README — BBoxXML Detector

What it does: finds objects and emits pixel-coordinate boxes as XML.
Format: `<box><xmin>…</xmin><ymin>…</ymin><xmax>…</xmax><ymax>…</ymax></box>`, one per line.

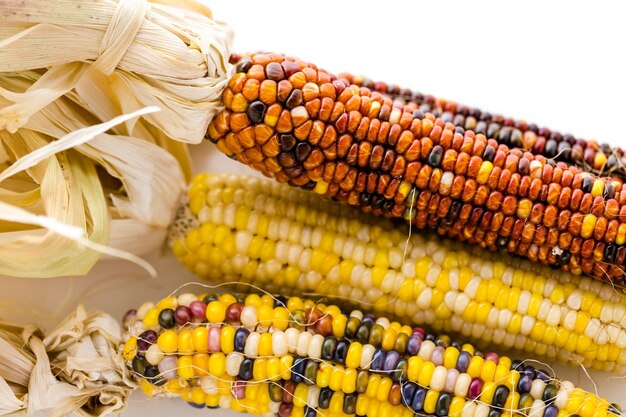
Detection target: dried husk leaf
<box><xmin>0</xmin><ymin>0</ymin><xmax>233</xmax><ymax>277</ymax></box>
<box><xmin>0</xmin><ymin>307</ymin><xmax>135</xmax><ymax>417</ymax></box>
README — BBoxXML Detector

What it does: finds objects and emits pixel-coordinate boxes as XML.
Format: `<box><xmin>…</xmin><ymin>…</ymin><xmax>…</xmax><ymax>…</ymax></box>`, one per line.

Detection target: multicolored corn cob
<box><xmin>171</xmin><ymin>173</ymin><xmax>626</xmax><ymax>372</ymax></box>
<box><xmin>123</xmin><ymin>291</ymin><xmax>624</xmax><ymax>416</ymax></box>
<box><xmin>336</xmin><ymin>72</ymin><xmax>626</xmax><ymax>180</ymax></box>
<box><xmin>206</xmin><ymin>53</ymin><xmax>626</xmax><ymax>283</ymax></box>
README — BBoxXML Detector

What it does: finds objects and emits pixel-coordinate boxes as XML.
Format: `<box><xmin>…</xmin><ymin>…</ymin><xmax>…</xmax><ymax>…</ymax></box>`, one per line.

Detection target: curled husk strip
<box><xmin>0</xmin><ymin>0</ymin><xmax>233</xmax><ymax>277</ymax></box>
<box><xmin>0</xmin><ymin>307</ymin><xmax>134</xmax><ymax>417</ymax></box>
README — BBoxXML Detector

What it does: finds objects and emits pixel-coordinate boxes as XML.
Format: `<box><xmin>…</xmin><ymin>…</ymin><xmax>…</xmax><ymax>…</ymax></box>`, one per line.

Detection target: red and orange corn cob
<box><xmin>206</xmin><ymin>53</ymin><xmax>626</xmax><ymax>283</ymax></box>
<box><xmin>338</xmin><ymin>72</ymin><xmax>626</xmax><ymax>180</ymax></box>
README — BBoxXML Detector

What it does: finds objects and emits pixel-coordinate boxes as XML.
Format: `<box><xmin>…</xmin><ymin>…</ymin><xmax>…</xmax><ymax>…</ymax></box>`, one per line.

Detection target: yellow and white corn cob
<box><xmin>171</xmin><ymin>173</ymin><xmax>626</xmax><ymax>373</ymax></box>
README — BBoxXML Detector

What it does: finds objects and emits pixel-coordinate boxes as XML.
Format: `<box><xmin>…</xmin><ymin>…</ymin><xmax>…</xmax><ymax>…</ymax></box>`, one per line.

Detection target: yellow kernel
<box><xmin>581</xmin><ymin>214</ymin><xmax>598</xmax><ymax>239</ymax></box>
<box><xmin>424</xmin><ymin>389</ymin><xmax>439</xmax><ymax>414</ymax></box>
<box><xmin>415</xmin><ymin>257</ymin><xmax>432</xmax><ymax>280</ymax></box>
<box><xmin>206</xmin><ymin>301</ymin><xmax>226</xmax><ymax>323</ymax></box>
<box><xmin>192</xmin><ymin>353</ymin><xmax>210</xmax><ymax>376</ymax></box>
<box><xmin>185</xmin><ymin>229</ymin><xmax>202</xmax><ymax>252</ymax></box>
<box><xmin>477</xmin><ymin>161</ymin><xmax>494</xmax><ymax>184</ymax></box>
<box><xmin>123</xmin><ymin>337</ymin><xmax>137</xmax><ymax>361</ymax></box>
<box><xmin>221</xmin><ymin>326</ymin><xmax>235</xmax><ymax>353</ymax></box>
<box><xmin>178</xmin><ymin>356</ymin><xmax>195</xmax><ymax>379</ymax></box>
<box><xmin>157</xmin><ymin>330</ymin><xmax>178</xmax><ymax>353</ymax></box>
<box><xmin>142</xmin><ymin>308</ymin><xmax>160</xmax><ymax>328</ymax></box>
<box><xmin>140</xmin><ymin>379</ymin><xmax>159</xmax><ymax>397</ymax></box>
<box><xmin>517</xmin><ymin>199</ymin><xmax>532</xmax><ymax>219</ymax></box>
<box><xmin>314</xmin><ymin>180</ymin><xmax>329</xmax><ymax>195</ymax></box>
<box><xmin>177</xmin><ymin>329</ymin><xmax>194</xmax><ymax>355</ymax></box>
<box><xmin>591</xmin><ymin>180</ymin><xmax>605</xmax><ymax>197</ymax></box>
<box><xmin>208</xmin><ymin>352</ymin><xmax>226</xmax><ymax>377</ymax></box>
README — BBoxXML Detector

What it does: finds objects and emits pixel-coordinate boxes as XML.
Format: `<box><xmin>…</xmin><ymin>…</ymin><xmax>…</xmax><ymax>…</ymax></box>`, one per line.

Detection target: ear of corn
<box><xmin>337</xmin><ymin>72</ymin><xmax>626</xmax><ymax>181</ymax></box>
<box><xmin>171</xmin><ymin>173</ymin><xmax>626</xmax><ymax>373</ymax></box>
<box><xmin>123</xmin><ymin>291</ymin><xmax>624</xmax><ymax>416</ymax></box>
<box><xmin>207</xmin><ymin>53</ymin><xmax>626</xmax><ymax>284</ymax></box>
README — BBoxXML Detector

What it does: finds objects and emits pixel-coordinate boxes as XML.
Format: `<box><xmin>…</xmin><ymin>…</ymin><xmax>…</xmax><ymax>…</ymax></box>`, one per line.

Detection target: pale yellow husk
<box><xmin>0</xmin><ymin>306</ymin><xmax>134</xmax><ymax>417</ymax></box>
<box><xmin>0</xmin><ymin>0</ymin><xmax>234</xmax><ymax>277</ymax></box>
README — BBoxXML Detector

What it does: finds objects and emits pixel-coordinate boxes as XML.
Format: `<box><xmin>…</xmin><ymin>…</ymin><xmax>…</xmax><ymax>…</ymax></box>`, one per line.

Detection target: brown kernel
<box><xmin>265</xmin><ymin>62</ymin><xmax>285</xmax><ymax>81</ymax></box>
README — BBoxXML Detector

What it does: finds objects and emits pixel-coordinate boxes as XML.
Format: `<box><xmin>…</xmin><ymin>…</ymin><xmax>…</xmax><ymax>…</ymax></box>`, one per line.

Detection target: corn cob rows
<box><xmin>335</xmin><ymin>72</ymin><xmax>626</xmax><ymax>180</ymax></box>
<box><xmin>206</xmin><ymin>53</ymin><xmax>626</xmax><ymax>283</ymax></box>
<box><xmin>123</xmin><ymin>292</ymin><xmax>623</xmax><ymax>417</ymax></box>
<box><xmin>172</xmin><ymin>173</ymin><xmax>626</xmax><ymax>372</ymax></box>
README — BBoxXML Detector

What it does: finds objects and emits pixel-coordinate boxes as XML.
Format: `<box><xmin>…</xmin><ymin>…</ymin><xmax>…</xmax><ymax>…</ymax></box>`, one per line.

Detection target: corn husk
<box><xmin>0</xmin><ymin>306</ymin><xmax>134</xmax><ymax>417</ymax></box>
<box><xmin>0</xmin><ymin>0</ymin><xmax>233</xmax><ymax>277</ymax></box>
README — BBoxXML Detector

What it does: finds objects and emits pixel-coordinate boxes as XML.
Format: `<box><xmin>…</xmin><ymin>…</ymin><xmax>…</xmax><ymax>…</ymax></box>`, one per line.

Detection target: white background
<box><xmin>2</xmin><ymin>1</ymin><xmax>626</xmax><ymax>416</ymax></box>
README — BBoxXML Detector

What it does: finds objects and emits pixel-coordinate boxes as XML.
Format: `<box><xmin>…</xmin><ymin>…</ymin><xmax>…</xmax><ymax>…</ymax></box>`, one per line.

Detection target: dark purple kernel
<box><xmin>279</xmin><ymin>134</ymin><xmax>296</xmax><ymax>152</ymax></box>
<box><xmin>247</xmin><ymin>101</ymin><xmax>267</xmax><ymax>124</ymax></box>
<box><xmin>286</xmin><ymin>89</ymin><xmax>303</xmax><ymax>109</ymax></box>
<box><xmin>582</xmin><ymin>176</ymin><xmax>593</xmax><ymax>193</ymax></box>
<box><xmin>383</xmin><ymin>351</ymin><xmax>400</xmax><ymax>371</ymax></box>
<box><xmin>295</xmin><ymin>142</ymin><xmax>312</xmax><ymax>163</ymax></box>
<box><xmin>137</xmin><ymin>330</ymin><xmax>158</xmax><ymax>353</ymax></box>
<box><xmin>236</xmin><ymin>57</ymin><xmax>252</xmax><ymax>73</ymax></box>
<box><xmin>428</xmin><ymin>145</ymin><xmax>443</xmax><ymax>167</ymax></box>
<box><xmin>402</xmin><ymin>382</ymin><xmax>418</xmax><ymax>407</ymax></box>
<box><xmin>370</xmin><ymin>348</ymin><xmax>385</xmax><ymax>371</ymax></box>
<box><xmin>517</xmin><ymin>374</ymin><xmax>532</xmax><ymax>393</ymax></box>
<box><xmin>483</xmin><ymin>145</ymin><xmax>496</xmax><ymax>162</ymax></box>
<box><xmin>456</xmin><ymin>351</ymin><xmax>471</xmax><ymax>373</ymax></box>
<box><xmin>544</xmin><ymin>404</ymin><xmax>558</xmax><ymax>417</ymax></box>
<box><xmin>158</xmin><ymin>308</ymin><xmax>176</xmax><ymax>329</ymax></box>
